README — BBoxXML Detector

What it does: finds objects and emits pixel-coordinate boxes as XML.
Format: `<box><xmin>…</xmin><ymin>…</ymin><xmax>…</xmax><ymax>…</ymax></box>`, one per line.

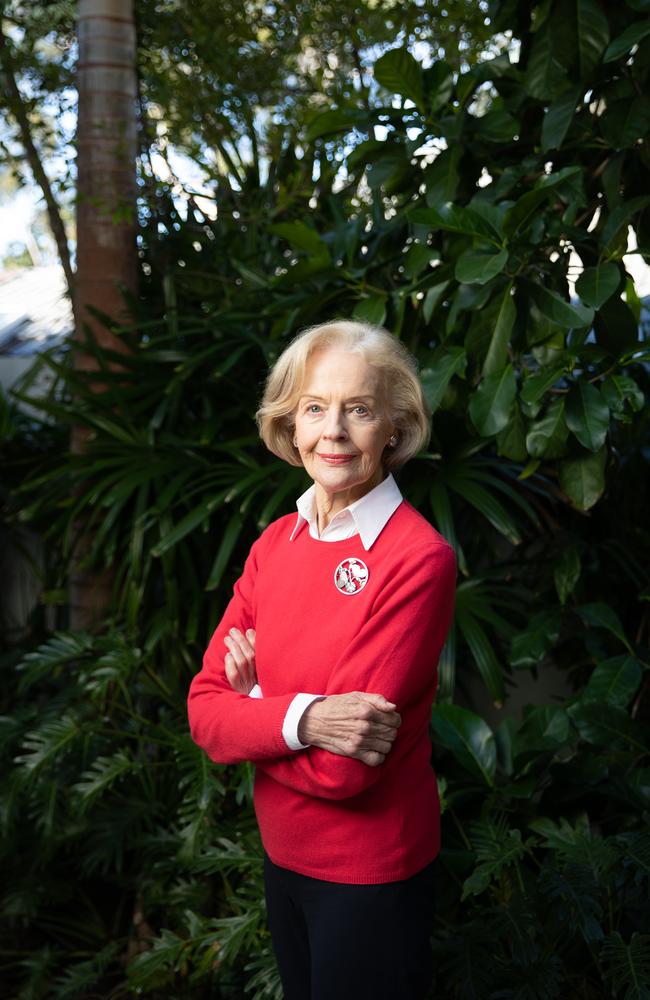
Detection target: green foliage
<box><xmin>602</xmin><ymin>933</ymin><xmax>650</xmax><ymax>1000</ymax></box>
<box><xmin>2</xmin><ymin>0</ymin><xmax>650</xmax><ymax>996</ymax></box>
<box><xmin>0</xmin><ymin>627</ymin><xmax>274</xmax><ymax>997</ymax></box>
<box><xmin>431</xmin><ymin>698</ymin><xmax>650</xmax><ymax>997</ymax></box>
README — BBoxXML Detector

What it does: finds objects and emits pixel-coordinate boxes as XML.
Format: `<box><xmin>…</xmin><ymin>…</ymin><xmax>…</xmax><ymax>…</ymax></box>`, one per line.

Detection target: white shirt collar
<box><xmin>289</xmin><ymin>473</ymin><xmax>403</xmax><ymax>550</ymax></box>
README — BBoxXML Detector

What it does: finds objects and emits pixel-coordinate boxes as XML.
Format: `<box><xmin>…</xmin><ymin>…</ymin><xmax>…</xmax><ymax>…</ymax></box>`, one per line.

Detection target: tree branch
<box><xmin>0</xmin><ymin>23</ymin><xmax>75</xmax><ymax>302</ymax></box>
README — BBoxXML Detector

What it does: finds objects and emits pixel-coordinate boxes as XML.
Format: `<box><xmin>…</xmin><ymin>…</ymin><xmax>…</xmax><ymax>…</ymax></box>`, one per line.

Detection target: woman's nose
<box><xmin>322</xmin><ymin>408</ymin><xmax>347</xmax><ymax>438</ymax></box>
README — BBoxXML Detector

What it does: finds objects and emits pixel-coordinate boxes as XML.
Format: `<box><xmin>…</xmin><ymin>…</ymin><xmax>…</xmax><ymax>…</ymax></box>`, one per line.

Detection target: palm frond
<box><xmin>15</xmin><ymin>715</ymin><xmax>84</xmax><ymax>775</ymax></box>
<box><xmin>51</xmin><ymin>942</ymin><xmax>120</xmax><ymax>1000</ymax></box>
<box><xmin>72</xmin><ymin>750</ymin><xmax>136</xmax><ymax>810</ymax></box>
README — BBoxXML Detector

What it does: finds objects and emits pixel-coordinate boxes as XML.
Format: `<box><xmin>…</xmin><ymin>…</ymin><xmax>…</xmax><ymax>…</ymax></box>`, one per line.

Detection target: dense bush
<box><xmin>1</xmin><ymin>0</ymin><xmax>650</xmax><ymax>996</ymax></box>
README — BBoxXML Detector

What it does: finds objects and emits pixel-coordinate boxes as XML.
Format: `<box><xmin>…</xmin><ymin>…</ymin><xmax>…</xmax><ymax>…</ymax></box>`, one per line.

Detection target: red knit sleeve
<box><xmin>187</xmin><ymin>531</ymin><xmax>299</xmax><ymax>764</ymax></box>
<box><xmin>256</xmin><ymin>542</ymin><xmax>456</xmax><ymax>800</ymax></box>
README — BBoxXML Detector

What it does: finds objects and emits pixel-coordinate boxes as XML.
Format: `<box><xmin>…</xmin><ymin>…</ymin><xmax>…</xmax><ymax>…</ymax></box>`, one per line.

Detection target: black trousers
<box><xmin>263</xmin><ymin>853</ymin><xmax>437</xmax><ymax>1000</ymax></box>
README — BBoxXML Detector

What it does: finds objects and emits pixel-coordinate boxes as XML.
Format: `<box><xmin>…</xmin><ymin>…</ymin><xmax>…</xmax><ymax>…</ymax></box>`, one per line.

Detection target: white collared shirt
<box><xmin>289</xmin><ymin>472</ymin><xmax>403</xmax><ymax>549</ymax></box>
<box><xmin>250</xmin><ymin>474</ymin><xmax>404</xmax><ymax>750</ymax></box>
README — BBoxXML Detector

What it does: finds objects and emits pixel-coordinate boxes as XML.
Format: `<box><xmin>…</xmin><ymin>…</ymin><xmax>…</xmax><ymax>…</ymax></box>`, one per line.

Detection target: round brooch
<box><xmin>334</xmin><ymin>557</ymin><xmax>369</xmax><ymax>595</ymax></box>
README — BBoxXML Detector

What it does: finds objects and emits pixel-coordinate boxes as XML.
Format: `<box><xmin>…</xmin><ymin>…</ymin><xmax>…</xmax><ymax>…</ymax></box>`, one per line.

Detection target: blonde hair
<box><xmin>256</xmin><ymin>320</ymin><xmax>431</xmax><ymax>470</ymax></box>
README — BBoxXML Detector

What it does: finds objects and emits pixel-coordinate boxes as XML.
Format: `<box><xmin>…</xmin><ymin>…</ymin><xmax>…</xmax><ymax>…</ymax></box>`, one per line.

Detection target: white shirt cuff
<box><xmin>249</xmin><ymin>683</ymin><xmax>263</xmax><ymax>699</ymax></box>
<box><xmin>282</xmin><ymin>693</ymin><xmax>325</xmax><ymax>751</ymax></box>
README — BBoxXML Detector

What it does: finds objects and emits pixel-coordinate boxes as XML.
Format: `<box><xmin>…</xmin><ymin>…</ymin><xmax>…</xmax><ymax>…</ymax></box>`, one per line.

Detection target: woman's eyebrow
<box><xmin>298</xmin><ymin>394</ymin><xmax>376</xmax><ymax>402</ymax></box>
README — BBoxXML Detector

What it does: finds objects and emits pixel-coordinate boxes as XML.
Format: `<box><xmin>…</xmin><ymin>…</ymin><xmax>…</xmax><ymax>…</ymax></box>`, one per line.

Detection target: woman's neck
<box><xmin>314</xmin><ymin>472</ymin><xmax>386</xmax><ymax>534</ymax></box>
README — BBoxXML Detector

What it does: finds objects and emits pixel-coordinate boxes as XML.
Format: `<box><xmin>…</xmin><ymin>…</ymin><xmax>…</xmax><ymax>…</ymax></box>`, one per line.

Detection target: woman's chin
<box><xmin>311</xmin><ymin>467</ymin><xmax>377</xmax><ymax>498</ymax></box>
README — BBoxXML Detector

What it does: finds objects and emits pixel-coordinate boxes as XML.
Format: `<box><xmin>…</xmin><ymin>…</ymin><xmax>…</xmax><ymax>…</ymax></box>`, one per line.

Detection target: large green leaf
<box><xmin>352</xmin><ymin>296</ymin><xmax>387</xmax><ymax>326</ymax></box>
<box><xmin>600</xmin><ymin>97</ymin><xmax>650</xmax><ymax>150</ymax></box>
<box><xmin>409</xmin><ymin>203</ymin><xmax>502</xmax><ymax>244</ymax></box>
<box><xmin>481</xmin><ymin>284</ymin><xmax>515</xmax><ymax>376</ymax></box>
<box><xmin>529</xmin><ymin>284</ymin><xmax>594</xmax><ymax>329</ymax></box>
<box><xmin>601</xmin><ymin>932</ymin><xmax>650</xmax><ymax>1000</ymax></box>
<box><xmin>575</xmin><ymin>264</ymin><xmax>619</xmax><ymax>308</ymax></box>
<box><xmin>521</xmin><ymin>365</ymin><xmax>567</xmax><ymax>406</ymax></box>
<box><xmin>565</xmin><ymin>383</ymin><xmax>610</xmax><ymax>451</ymax></box>
<box><xmin>269</xmin><ymin>222</ymin><xmax>329</xmax><ymax>259</ymax></box>
<box><xmin>594</xmin><ymin>296</ymin><xmax>641</xmax><ymax>353</ymax></box>
<box><xmin>517</xmin><ymin>705</ymin><xmax>571</xmax><ymax>752</ymax></box>
<box><xmin>423</xmin><ymin>60</ymin><xmax>454</xmax><ymax>112</ymax></box>
<box><xmin>576</xmin><ymin>602</ymin><xmax>630</xmax><ymax>647</ymax></box>
<box><xmin>374</xmin><ymin>47</ymin><xmax>424</xmax><ymax>109</ymax></box>
<box><xmin>455</xmin><ymin>248</ymin><xmax>508</xmax><ymax>286</ymax></box>
<box><xmin>469</xmin><ymin>364</ymin><xmax>517</xmax><ymax>437</ymax></box>
<box><xmin>474</xmin><ymin>107</ymin><xmax>519</xmax><ymax>143</ymax></box>
<box><xmin>403</xmin><ymin>243</ymin><xmax>438</xmax><ymax>279</ymax></box>
<box><xmin>366</xmin><ymin>146</ymin><xmax>410</xmax><ymax>191</ymax></box>
<box><xmin>559</xmin><ymin>446</ymin><xmax>607</xmax><ymax>509</ymax></box>
<box><xmin>503</xmin><ymin>166</ymin><xmax>581</xmax><ymax>238</ymax></box>
<box><xmin>455</xmin><ymin>283</ymin><xmax>502</xmax><ymax>352</ymax></box>
<box><xmin>469</xmin><ymin>200</ymin><xmax>507</xmax><ymax>238</ymax></box>
<box><xmin>462</xmin><ymin>826</ymin><xmax>526</xmax><ymax>899</ymax></box>
<box><xmin>575</xmin><ymin>0</ymin><xmax>610</xmax><ymax>79</ymax></box>
<box><xmin>423</xmin><ymin>147</ymin><xmax>462</xmax><ymax>205</ymax></box>
<box><xmin>422</xmin><ymin>281</ymin><xmax>450</xmax><ymax>323</ymax></box>
<box><xmin>305</xmin><ymin>107</ymin><xmax>368</xmax><ymax>141</ymax></box>
<box><xmin>603</xmin><ymin>20</ymin><xmax>650</xmax><ymax>62</ymax></box>
<box><xmin>569</xmin><ymin>703</ymin><xmax>647</xmax><ymax>752</ymax></box>
<box><xmin>526</xmin><ymin>27</ymin><xmax>568</xmax><ymax>99</ymax></box>
<box><xmin>420</xmin><ymin>347</ymin><xmax>467</xmax><ymax>414</ymax></box>
<box><xmin>601</xmin><ymin>195</ymin><xmax>650</xmax><ymax>248</ymax></box>
<box><xmin>525</xmin><ymin>399</ymin><xmax>569</xmax><ymax>458</ymax></box>
<box><xmin>449</xmin><ymin>474</ymin><xmax>522</xmax><ymax>545</ymax></box>
<box><xmin>582</xmin><ymin>656</ymin><xmax>642</xmax><ymax>708</ymax></box>
<box><xmin>429</xmin><ymin>704</ymin><xmax>496</xmax><ymax>786</ymax></box>
<box><xmin>456</xmin><ymin>608</ymin><xmax>507</xmax><ymax>704</ymax></box>
<box><xmin>496</xmin><ymin>406</ymin><xmax>527</xmax><ymax>462</ymax></box>
<box><xmin>541</xmin><ymin>86</ymin><xmax>582</xmax><ymax>152</ymax></box>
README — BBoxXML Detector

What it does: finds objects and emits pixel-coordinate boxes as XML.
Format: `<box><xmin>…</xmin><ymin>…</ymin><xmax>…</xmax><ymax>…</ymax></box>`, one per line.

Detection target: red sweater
<box><xmin>187</xmin><ymin>501</ymin><xmax>456</xmax><ymax>884</ymax></box>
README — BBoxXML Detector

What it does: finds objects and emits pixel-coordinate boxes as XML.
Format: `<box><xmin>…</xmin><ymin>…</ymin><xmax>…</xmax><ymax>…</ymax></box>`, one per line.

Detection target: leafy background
<box><xmin>1</xmin><ymin>0</ymin><xmax>650</xmax><ymax>997</ymax></box>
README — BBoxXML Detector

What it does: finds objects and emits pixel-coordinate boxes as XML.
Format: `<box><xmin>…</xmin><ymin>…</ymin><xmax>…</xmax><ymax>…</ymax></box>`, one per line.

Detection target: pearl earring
<box><xmin>389</xmin><ymin>434</ymin><xmax>397</xmax><ymax>447</ymax></box>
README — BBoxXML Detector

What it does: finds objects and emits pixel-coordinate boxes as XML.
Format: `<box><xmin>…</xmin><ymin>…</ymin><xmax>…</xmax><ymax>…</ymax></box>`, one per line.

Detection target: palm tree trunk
<box><xmin>71</xmin><ymin>0</ymin><xmax>138</xmax><ymax>629</ymax></box>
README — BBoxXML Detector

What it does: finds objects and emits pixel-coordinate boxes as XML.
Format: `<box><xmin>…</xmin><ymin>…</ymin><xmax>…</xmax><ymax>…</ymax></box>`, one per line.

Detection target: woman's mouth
<box><xmin>317</xmin><ymin>453</ymin><xmax>357</xmax><ymax>465</ymax></box>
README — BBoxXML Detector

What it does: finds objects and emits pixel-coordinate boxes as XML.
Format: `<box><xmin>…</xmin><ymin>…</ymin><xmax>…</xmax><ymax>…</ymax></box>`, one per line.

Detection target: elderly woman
<box><xmin>187</xmin><ymin>320</ymin><xmax>456</xmax><ymax>1000</ymax></box>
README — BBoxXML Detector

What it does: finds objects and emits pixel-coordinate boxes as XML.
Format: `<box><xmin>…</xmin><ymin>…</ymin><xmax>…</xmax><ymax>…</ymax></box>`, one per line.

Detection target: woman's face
<box><xmin>292</xmin><ymin>347</ymin><xmax>396</xmax><ymax>502</ymax></box>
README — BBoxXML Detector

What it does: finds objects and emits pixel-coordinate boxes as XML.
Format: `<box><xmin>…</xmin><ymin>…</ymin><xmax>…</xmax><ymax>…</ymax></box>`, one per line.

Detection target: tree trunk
<box><xmin>71</xmin><ymin>0</ymin><xmax>138</xmax><ymax>629</ymax></box>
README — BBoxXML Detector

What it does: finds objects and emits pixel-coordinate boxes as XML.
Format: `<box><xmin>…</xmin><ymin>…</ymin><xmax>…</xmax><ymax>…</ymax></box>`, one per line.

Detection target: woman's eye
<box><xmin>307</xmin><ymin>404</ymin><xmax>321</xmax><ymax>413</ymax></box>
<box><xmin>352</xmin><ymin>406</ymin><xmax>368</xmax><ymax>415</ymax></box>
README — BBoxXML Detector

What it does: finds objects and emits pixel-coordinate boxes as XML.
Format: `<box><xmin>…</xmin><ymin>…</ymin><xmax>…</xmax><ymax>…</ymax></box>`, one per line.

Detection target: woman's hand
<box><xmin>224</xmin><ymin>628</ymin><xmax>257</xmax><ymax>694</ymax></box>
<box><xmin>298</xmin><ymin>694</ymin><xmax>401</xmax><ymax>767</ymax></box>
<box><xmin>223</xmin><ymin>632</ymin><xmax>401</xmax><ymax>765</ymax></box>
